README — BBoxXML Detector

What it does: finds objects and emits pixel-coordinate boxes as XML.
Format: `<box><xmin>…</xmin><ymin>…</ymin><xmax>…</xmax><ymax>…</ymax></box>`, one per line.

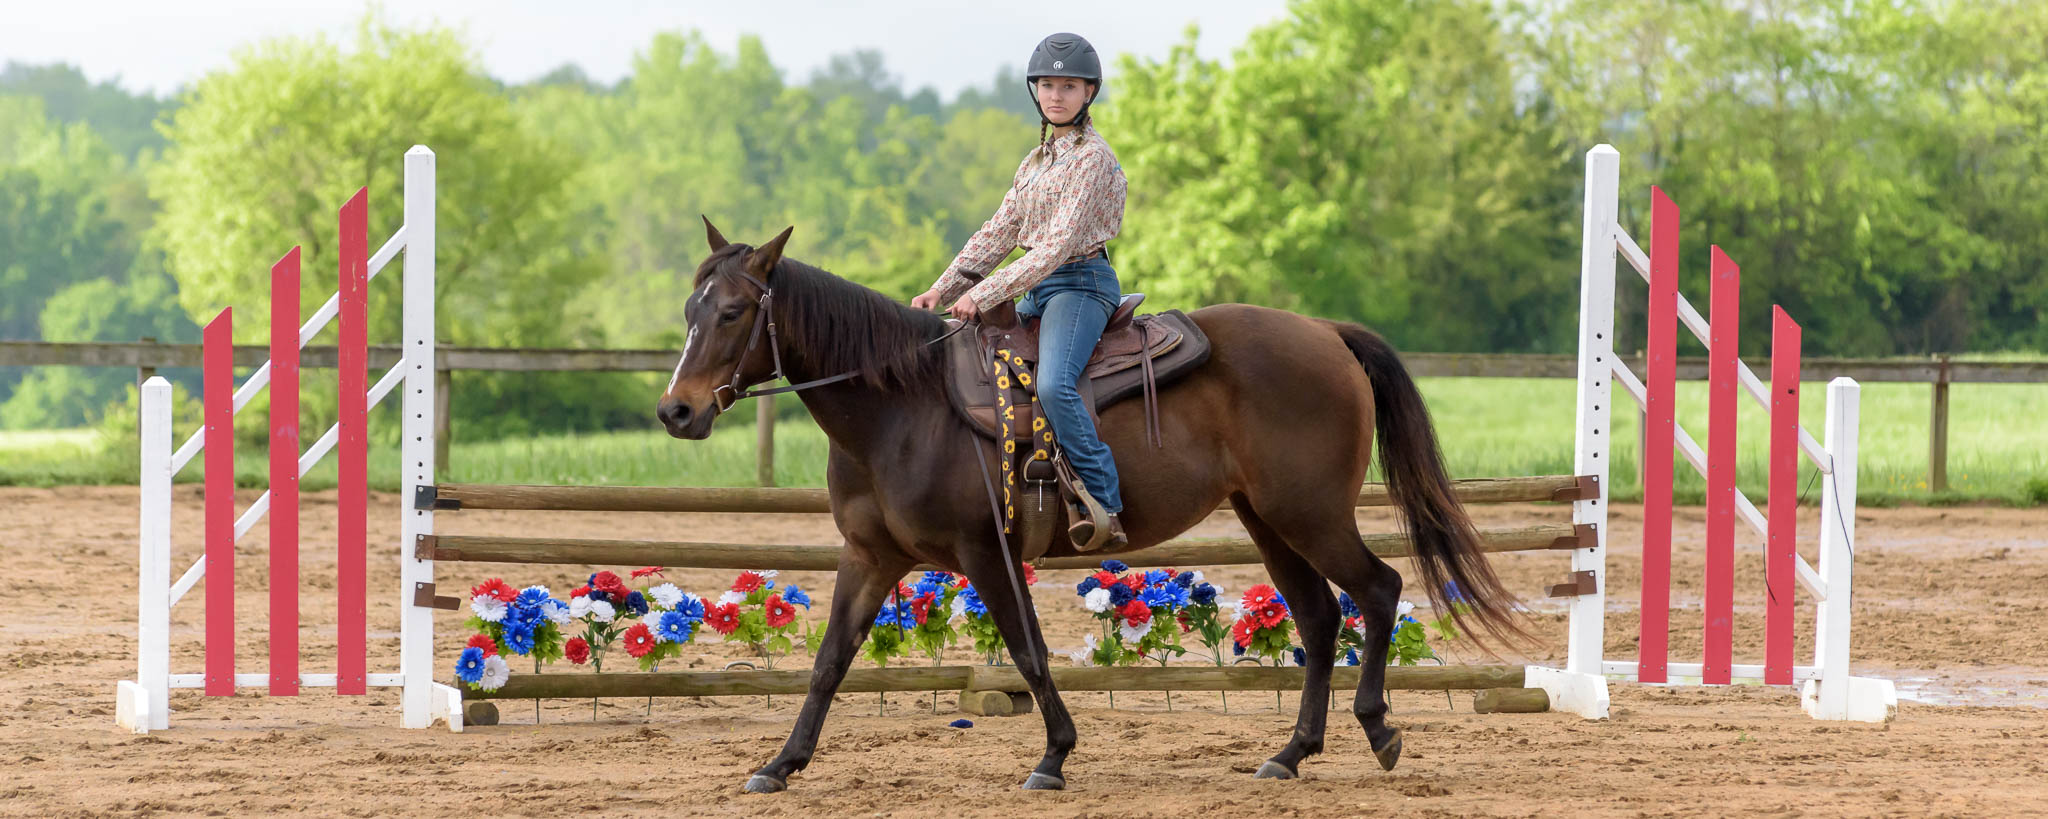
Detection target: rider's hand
<box><xmin>948</xmin><ymin>294</ymin><xmax>981</xmax><ymax>322</ymax></box>
<box><xmin>910</xmin><ymin>289</ymin><xmax>943</xmax><ymax>311</ymax></box>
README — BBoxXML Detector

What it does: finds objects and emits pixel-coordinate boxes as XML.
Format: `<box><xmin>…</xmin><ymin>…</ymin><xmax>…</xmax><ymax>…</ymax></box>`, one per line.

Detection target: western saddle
<box><xmin>945</xmin><ymin>292</ymin><xmax>1211</xmax><ymax>558</ymax></box>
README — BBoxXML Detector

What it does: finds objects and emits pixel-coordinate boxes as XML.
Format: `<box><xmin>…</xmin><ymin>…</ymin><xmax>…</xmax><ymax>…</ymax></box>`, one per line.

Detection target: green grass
<box><xmin>3</xmin><ymin>378</ymin><xmax>2042</xmax><ymax>505</ymax></box>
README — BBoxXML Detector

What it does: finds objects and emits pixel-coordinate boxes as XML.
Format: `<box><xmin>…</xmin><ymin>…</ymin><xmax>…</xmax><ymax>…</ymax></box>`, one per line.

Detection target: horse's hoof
<box><xmin>1254</xmin><ymin>760</ymin><xmax>1297</xmax><ymax>780</ymax></box>
<box><xmin>1021</xmin><ymin>772</ymin><xmax>1066</xmax><ymax>790</ymax></box>
<box><xmin>1373</xmin><ymin>729</ymin><xmax>1404</xmax><ymax>772</ymax></box>
<box><xmin>743</xmin><ymin>774</ymin><xmax>787</xmax><ymax>794</ymax></box>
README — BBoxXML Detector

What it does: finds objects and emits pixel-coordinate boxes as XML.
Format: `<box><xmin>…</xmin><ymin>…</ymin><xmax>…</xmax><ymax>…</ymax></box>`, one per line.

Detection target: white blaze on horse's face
<box><xmin>669</xmin><ymin>277</ymin><xmax>724</xmax><ymax>393</ymax></box>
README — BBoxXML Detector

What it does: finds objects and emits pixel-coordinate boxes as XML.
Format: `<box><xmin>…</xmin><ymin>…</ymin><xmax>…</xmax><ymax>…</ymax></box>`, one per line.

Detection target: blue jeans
<box><xmin>1016</xmin><ymin>257</ymin><xmax>1123</xmax><ymax>514</ymax></box>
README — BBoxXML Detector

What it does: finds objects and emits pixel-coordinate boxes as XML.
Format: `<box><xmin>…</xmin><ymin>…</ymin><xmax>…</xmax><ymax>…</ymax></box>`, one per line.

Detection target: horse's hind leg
<box><xmin>744</xmin><ymin>548</ymin><xmax>910</xmax><ymax>793</ymax></box>
<box><xmin>1231</xmin><ymin>495</ymin><xmax>1341</xmax><ymax>780</ymax></box>
<box><xmin>956</xmin><ymin>542</ymin><xmax>1076</xmax><ymax>790</ymax></box>
<box><xmin>1234</xmin><ymin>497</ymin><xmax>1407</xmax><ymax>773</ymax></box>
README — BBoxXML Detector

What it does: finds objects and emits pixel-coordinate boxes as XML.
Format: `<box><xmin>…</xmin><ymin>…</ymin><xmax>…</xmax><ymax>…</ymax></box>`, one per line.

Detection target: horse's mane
<box><xmin>696</xmin><ymin>244</ymin><xmax>951</xmax><ymax>393</ymax></box>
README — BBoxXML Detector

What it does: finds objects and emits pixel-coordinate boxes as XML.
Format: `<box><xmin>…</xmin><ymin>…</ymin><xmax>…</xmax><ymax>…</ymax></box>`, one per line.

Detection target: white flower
<box><xmin>1082</xmin><ymin>588</ymin><xmax>1113</xmax><ymax>613</ymax></box>
<box><xmin>950</xmin><ymin>595</ymin><xmax>968</xmax><ymax>619</ymax></box>
<box><xmin>1118</xmin><ymin>621</ymin><xmax>1150</xmax><ymax>643</ymax></box>
<box><xmin>1068</xmin><ymin>633</ymin><xmax>1099</xmax><ymax>666</ymax></box>
<box><xmin>1189</xmin><ymin>571</ymin><xmax>1205</xmax><ymax>586</ymax></box>
<box><xmin>648</xmin><ymin>583</ymin><xmax>683</xmax><ymax>608</ymax></box>
<box><xmin>478</xmin><ymin>655</ymin><xmax>510</xmax><ymax>691</ymax></box>
<box><xmin>544</xmin><ymin>599</ymin><xmax>573</xmax><ymax>625</ymax></box>
<box><xmin>588</xmin><ymin>600</ymin><xmax>616</xmax><ymax>624</ymax></box>
<box><xmin>568</xmin><ymin>596</ymin><xmax>591</xmax><ymax>619</ymax></box>
<box><xmin>758</xmin><ymin>570</ymin><xmax>780</xmax><ymax>581</ymax></box>
<box><xmin>718</xmin><ymin>590</ymin><xmax>746</xmax><ymax>606</ymax></box>
<box><xmin>1396</xmin><ymin>601</ymin><xmax>1416</xmax><ymax>618</ymax></box>
<box><xmin>470</xmin><ymin>595</ymin><xmax>506</xmax><ymax>623</ymax></box>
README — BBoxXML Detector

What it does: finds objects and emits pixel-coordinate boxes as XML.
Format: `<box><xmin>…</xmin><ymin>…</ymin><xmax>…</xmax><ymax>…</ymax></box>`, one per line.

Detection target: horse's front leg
<box><xmin>744</xmin><ymin>547</ymin><xmax>909</xmax><ymax>793</ymax></box>
<box><xmin>956</xmin><ymin>543</ymin><xmax>1076</xmax><ymax>790</ymax></box>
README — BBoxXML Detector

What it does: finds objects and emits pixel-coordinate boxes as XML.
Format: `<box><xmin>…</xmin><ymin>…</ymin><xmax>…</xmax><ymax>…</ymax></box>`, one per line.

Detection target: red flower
<box><xmin>1020</xmin><ymin>563</ymin><xmax>1038</xmax><ymax>586</ymax></box>
<box><xmin>570</xmin><ymin>585</ymin><xmax>591</xmax><ymax>599</ymax></box>
<box><xmin>622</xmin><ymin>622</ymin><xmax>656</xmax><ymax>658</ymax></box>
<box><xmin>732</xmin><ymin>571</ymin><xmax>767</xmax><ymax>593</ymax></box>
<box><xmin>1090</xmin><ymin>571</ymin><xmax>1118</xmax><ymax>588</ymax></box>
<box><xmin>764</xmin><ymin>595</ymin><xmax>796</xmax><ymax>628</ymax></box>
<box><xmin>564</xmin><ymin>637</ymin><xmax>590</xmax><ymax>665</ymax></box>
<box><xmin>630</xmin><ymin>566</ymin><xmax>665</xmax><ymax>579</ymax></box>
<box><xmin>1255</xmin><ymin>601</ymin><xmax>1288</xmax><ymax>628</ymax></box>
<box><xmin>908</xmin><ymin>592</ymin><xmax>936</xmax><ymax>625</ymax></box>
<box><xmin>1118</xmin><ymin>599</ymin><xmax>1152</xmax><ymax>627</ymax></box>
<box><xmin>1242</xmin><ymin>584</ymin><xmax>1278</xmax><ymax>607</ymax></box>
<box><xmin>1345</xmin><ymin>615</ymin><xmax>1362</xmax><ymax>630</ymax></box>
<box><xmin>1121</xmin><ymin>575</ymin><xmax>1144</xmax><ymax>592</ymax></box>
<box><xmin>469</xmin><ymin>578</ymin><xmax>516</xmax><ymax>603</ymax></box>
<box><xmin>1232</xmin><ymin>616</ymin><xmax>1258</xmax><ymax>648</ymax></box>
<box><xmin>708</xmin><ymin>602</ymin><xmax>742</xmax><ymax>635</ymax></box>
<box><xmin>591</xmin><ymin>571</ymin><xmax>630</xmax><ymax>601</ymax></box>
<box><xmin>1176</xmin><ymin>611</ymin><xmax>1193</xmax><ymax>632</ymax></box>
<box><xmin>465</xmin><ymin>633</ymin><xmax>498</xmax><ymax>657</ymax></box>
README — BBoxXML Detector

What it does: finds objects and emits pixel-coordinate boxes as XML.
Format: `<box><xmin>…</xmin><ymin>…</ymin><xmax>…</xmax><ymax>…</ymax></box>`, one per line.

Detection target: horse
<box><xmin>656</xmin><ymin>220</ymin><xmax>1523</xmax><ymax>793</ymax></box>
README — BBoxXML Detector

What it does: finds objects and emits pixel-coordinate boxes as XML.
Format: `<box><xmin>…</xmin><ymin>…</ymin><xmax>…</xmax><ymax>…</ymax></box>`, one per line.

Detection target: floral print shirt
<box><xmin>930</xmin><ymin>123</ymin><xmax>1127</xmax><ymax>313</ymax></box>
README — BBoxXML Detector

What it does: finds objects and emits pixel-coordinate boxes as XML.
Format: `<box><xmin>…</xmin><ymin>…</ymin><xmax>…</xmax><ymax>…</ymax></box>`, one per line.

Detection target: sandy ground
<box><xmin>3</xmin><ymin>486</ymin><xmax>2047</xmax><ymax>817</ymax></box>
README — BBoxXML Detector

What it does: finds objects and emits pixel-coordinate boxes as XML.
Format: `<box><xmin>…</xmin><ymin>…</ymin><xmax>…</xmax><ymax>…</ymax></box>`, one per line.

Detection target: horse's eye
<box><xmin>719</xmin><ymin>308</ymin><xmax>745</xmax><ymax>324</ymax></box>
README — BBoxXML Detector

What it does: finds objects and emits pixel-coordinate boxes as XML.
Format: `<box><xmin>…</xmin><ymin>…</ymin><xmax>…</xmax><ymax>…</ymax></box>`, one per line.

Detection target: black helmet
<box><xmin>1026</xmin><ymin>33</ymin><xmax>1102</xmax><ymax>82</ymax></box>
<box><xmin>1025</xmin><ymin>33</ymin><xmax>1101</xmax><ymax>129</ymax></box>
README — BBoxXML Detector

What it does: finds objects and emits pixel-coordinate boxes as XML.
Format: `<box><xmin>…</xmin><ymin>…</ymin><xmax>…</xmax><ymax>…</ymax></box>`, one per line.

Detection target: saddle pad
<box><xmin>947</xmin><ymin>309</ymin><xmax>1211</xmax><ymax>441</ymax></box>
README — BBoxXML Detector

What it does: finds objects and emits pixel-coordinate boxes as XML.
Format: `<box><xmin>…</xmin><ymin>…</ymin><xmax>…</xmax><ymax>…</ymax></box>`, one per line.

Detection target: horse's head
<box><xmin>656</xmin><ymin>217</ymin><xmax>793</xmax><ymax>439</ymax></box>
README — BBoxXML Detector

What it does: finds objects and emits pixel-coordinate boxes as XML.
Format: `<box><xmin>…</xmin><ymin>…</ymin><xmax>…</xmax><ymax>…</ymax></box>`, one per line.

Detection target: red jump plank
<box><xmin>1704</xmin><ymin>247</ymin><xmax>1739</xmax><ymax>685</ymax></box>
<box><xmin>204</xmin><ymin>309</ymin><xmax>234</xmax><ymax>696</ymax></box>
<box><xmin>1640</xmin><ymin>187</ymin><xmax>1679</xmax><ymax>684</ymax></box>
<box><xmin>1766</xmin><ymin>307</ymin><xmax>1802</xmax><ymax>686</ymax></box>
<box><xmin>337</xmin><ymin>189</ymin><xmax>369</xmax><ymax>695</ymax></box>
<box><xmin>270</xmin><ymin>248</ymin><xmax>301</xmax><ymax>696</ymax></box>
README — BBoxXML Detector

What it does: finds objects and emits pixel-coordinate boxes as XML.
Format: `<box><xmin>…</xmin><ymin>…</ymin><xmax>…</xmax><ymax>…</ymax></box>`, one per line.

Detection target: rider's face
<box><xmin>1034</xmin><ymin>77</ymin><xmax>1094</xmax><ymax>121</ymax></box>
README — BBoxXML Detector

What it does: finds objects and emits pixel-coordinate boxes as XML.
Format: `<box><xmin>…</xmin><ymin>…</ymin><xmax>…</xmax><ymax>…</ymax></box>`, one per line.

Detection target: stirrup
<box><xmin>1067</xmin><ymin>488</ymin><xmax>1115</xmax><ymax>552</ymax></box>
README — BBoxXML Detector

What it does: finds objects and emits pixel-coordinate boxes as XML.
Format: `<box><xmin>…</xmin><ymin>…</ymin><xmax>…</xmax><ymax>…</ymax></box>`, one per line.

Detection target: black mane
<box><xmin>697</xmin><ymin>245</ymin><xmax>951</xmax><ymax>393</ymax></box>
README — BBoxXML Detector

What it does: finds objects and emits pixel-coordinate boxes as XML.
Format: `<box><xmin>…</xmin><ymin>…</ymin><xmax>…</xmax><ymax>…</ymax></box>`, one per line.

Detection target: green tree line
<box><xmin>4</xmin><ymin>0</ymin><xmax>2045</xmax><ymax>435</ymax></box>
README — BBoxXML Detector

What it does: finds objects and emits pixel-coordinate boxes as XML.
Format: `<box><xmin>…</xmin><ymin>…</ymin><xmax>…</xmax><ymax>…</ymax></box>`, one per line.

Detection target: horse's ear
<box><xmin>702</xmin><ymin>215</ymin><xmax>729</xmax><ymax>252</ymax></box>
<box><xmin>749</xmin><ymin>225</ymin><xmax>795</xmax><ymax>279</ymax></box>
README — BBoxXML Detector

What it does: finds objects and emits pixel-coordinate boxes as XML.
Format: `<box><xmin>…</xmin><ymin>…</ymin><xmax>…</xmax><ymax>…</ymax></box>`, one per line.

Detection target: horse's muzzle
<box><xmin>656</xmin><ymin>398</ymin><xmax>715</xmax><ymax>440</ymax></box>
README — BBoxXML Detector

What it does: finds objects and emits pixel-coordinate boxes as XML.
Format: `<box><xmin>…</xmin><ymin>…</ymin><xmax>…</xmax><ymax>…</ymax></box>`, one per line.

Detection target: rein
<box><xmin>710</xmin><ymin>268</ymin><xmax>966</xmax><ymax>412</ymax></box>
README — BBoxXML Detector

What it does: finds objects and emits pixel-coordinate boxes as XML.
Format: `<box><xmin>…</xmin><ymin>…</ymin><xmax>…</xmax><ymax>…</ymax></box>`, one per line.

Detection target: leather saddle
<box><xmin>945</xmin><ymin>294</ymin><xmax>1211</xmax><ymax>448</ymax></box>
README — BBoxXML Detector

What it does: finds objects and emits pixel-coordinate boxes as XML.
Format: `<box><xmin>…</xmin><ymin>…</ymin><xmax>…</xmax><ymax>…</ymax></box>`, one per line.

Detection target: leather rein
<box><xmin>710</xmin><ymin>269</ymin><xmax>966</xmax><ymax>413</ymax></box>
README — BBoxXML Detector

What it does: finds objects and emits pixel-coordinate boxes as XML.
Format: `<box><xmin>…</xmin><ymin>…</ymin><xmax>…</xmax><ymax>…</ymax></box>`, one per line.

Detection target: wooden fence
<box><xmin>5</xmin><ymin>340</ymin><xmax>2042</xmax><ymax>492</ymax></box>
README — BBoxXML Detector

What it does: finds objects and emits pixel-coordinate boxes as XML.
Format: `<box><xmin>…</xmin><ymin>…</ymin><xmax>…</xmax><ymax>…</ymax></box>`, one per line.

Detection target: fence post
<box><xmin>435</xmin><ymin>366</ymin><xmax>451</xmax><ymax>475</ymax></box>
<box><xmin>399</xmin><ymin>146</ymin><xmax>439</xmax><ymax>729</ymax></box>
<box><xmin>756</xmin><ymin>393</ymin><xmax>776</xmax><ymax>487</ymax></box>
<box><xmin>1811</xmin><ymin>377</ymin><xmax>1860</xmax><ymax>718</ymax></box>
<box><xmin>1566</xmin><ymin>144</ymin><xmax>1617</xmax><ymax>681</ymax></box>
<box><xmin>134</xmin><ymin>376</ymin><xmax>174</xmax><ymax>730</ymax></box>
<box><xmin>1929</xmin><ymin>355</ymin><xmax>1950</xmax><ymax>493</ymax></box>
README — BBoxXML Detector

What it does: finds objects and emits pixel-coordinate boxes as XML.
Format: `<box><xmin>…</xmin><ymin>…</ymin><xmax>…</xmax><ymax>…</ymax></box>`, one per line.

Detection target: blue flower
<box><xmin>501</xmin><ymin>603</ymin><xmax>540</xmax><ymax>630</ymax></box>
<box><xmin>624</xmin><ymin>591</ymin><xmax>650</xmax><ymax>617</ymax></box>
<box><xmin>587</xmin><ymin>589</ymin><xmax>610</xmax><ymax>604</ymax></box>
<box><xmin>783</xmin><ymin>585</ymin><xmax>812</xmax><ymax>609</ymax></box>
<box><xmin>1143</xmin><ymin>569</ymin><xmax>1171</xmax><ymax>586</ymax></box>
<box><xmin>913</xmin><ymin>580</ymin><xmax>944</xmax><ymax>599</ymax></box>
<box><xmin>1344</xmin><ymin>648</ymin><xmax>1360</xmax><ymax>666</ymax></box>
<box><xmin>921</xmin><ymin>570</ymin><xmax>953</xmax><ymax>587</ymax></box>
<box><xmin>1338</xmin><ymin>592</ymin><xmax>1359</xmax><ymax>618</ymax></box>
<box><xmin>1076</xmin><ymin>577</ymin><xmax>1101</xmax><ymax>595</ymax></box>
<box><xmin>960</xmin><ymin>587</ymin><xmax>989</xmax><ymax>616</ymax></box>
<box><xmin>1232</xmin><ymin>641</ymin><xmax>1245</xmax><ymax>656</ymax></box>
<box><xmin>1107</xmin><ymin>583</ymin><xmax>1135</xmax><ymax>607</ymax></box>
<box><xmin>673</xmin><ymin>594</ymin><xmax>705</xmax><ymax>621</ymax></box>
<box><xmin>1100</xmin><ymin>559</ymin><xmax>1128</xmax><ymax>574</ymax></box>
<box><xmin>1271</xmin><ymin>592</ymin><xmax>1288</xmax><ymax>610</ymax></box>
<box><xmin>1140</xmin><ymin>585</ymin><xmax>1177</xmax><ymax>610</ymax></box>
<box><xmin>1291</xmin><ymin>647</ymin><xmax>1307</xmax><ymax>667</ymax></box>
<box><xmin>1173</xmin><ymin>571</ymin><xmax>1195</xmax><ymax>588</ymax></box>
<box><xmin>654</xmin><ymin>609</ymin><xmax>697</xmax><ymax>643</ymax></box>
<box><xmin>501</xmin><ymin>621</ymin><xmax>536</xmax><ymax>655</ymax></box>
<box><xmin>1190</xmin><ymin>583</ymin><xmax>1218</xmax><ymax>606</ymax></box>
<box><xmin>455</xmin><ymin>647</ymin><xmax>486</xmax><ymax>683</ymax></box>
<box><xmin>873</xmin><ymin>604</ymin><xmax>899</xmax><ymax>627</ymax></box>
<box><xmin>514</xmin><ymin>586</ymin><xmax>552</xmax><ymax>609</ymax></box>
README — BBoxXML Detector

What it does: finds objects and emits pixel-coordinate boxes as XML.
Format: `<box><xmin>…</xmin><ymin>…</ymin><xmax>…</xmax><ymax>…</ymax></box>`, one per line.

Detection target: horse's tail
<box><xmin>1321</xmin><ymin>319</ymin><xmax>1528</xmax><ymax>648</ymax></box>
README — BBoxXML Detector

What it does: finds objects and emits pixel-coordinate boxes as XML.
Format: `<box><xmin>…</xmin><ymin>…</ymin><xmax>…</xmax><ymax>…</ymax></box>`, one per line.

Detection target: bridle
<box><xmin>706</xmin><ymin>267</ymin><xmax>965</xmax><ymax>413</ymax></box>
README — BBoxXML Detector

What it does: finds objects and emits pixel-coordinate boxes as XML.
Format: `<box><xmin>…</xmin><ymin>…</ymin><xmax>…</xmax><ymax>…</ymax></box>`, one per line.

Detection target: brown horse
<box><xmin>657</xmin><ymin>221</ymin><xmax>1521</xmax><ymax>793</ymax></box>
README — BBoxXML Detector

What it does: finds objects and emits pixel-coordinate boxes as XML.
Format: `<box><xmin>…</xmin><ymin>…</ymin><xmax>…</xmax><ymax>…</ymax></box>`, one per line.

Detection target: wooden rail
<box><xmin>422</xmin><ymin>475</ymin><xmax>1596</xmax><ymax>514</ymax></box>
<box><xmin>462</xmin><ymin>663</ymin><xmax>1531</xmax><ymax>700</ymax></box>
<box><xmin>417</xmin><ymin>522</ymin><xmax>1587</xmax><ymax>571</ymax></box>
<box><xmin>9</xmin><ymin>339</ymin><xmax>2038</xmax><ymax>491</ymax></box>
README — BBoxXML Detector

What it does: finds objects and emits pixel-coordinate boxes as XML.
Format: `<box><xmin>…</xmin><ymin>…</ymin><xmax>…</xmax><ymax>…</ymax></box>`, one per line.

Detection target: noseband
<box><xmin>707</xmin><ymin>268</ymin><xmax>964</xmax><ymax>413</ymax></box>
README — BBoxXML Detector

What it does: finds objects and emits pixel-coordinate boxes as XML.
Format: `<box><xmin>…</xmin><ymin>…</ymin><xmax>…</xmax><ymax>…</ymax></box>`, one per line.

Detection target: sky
<box><xmin>2</xmin><ymin>0</ymin><xmax>1293</xmax><ymax>98</ymax></box>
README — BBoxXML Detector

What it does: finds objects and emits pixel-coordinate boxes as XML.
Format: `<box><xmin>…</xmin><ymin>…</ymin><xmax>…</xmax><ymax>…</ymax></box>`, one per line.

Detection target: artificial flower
<box><xmin>564</xmin><ymin>636</ymin><xmax>590</xmax><ymax>665</ymax></box>
<box><xmin>732</xmin><ymin>571</ymin><xmax>767</xmax><ymax>593</ymax></box>
<box><xmin>469</xmin><ymin>578</ymin><xmax>516</xmax><ymax>603</ymax></box>
<box><xmin>1082</xmin><ymin>587</ymin><xmax>1113</xmax><ymax>613</ymax></box>
<box><xmin>648</xmin><ymin>582</ymin><xmax>684</xmax><ymax>608</ymax></box>
<box><xmin>470</xmin><ymin>595</ymin><xmax>507</xmax><ymax>623</ymax></box>
<box><xmin>622</xmin><ymin>622</ymin><xmax>656</xmax><ymax>658</ymax></box>
<box><xmin>764</xmin><ymin>595</ymin><xmax>797</xmax><ymax>628</ymax></box>
<box><xmin>781</xmin><ymin>585</ymin><xmax>811</xmax><ymax>609</ymax></box>
<box><xmin>479</xmin><ymin>655</ymin><xmax>510</xmax><ymax>690</ymax></box>
<box><xmin>654</xmin><ymin>609</ymin><xmax>697</xmax><ymax>644</ymax></box>
<box><xmin>588</xmin><ymin>599</ymin><xmax>616</xmax><ymax>624</ymax></box>
<box><xmin>455</xmin><ymin>646</ymin><xmax>486</xmax><ymax>683</ymax></box>
<box><xmin>630</xmin><ymin>566</ymin><xmax>665</xmax><ymax>579</ymax></box>
<box><xmin>708</xmin><ymin>602</ymin><xmax>742</xmax><ymax>635</ymax></box>
<box><xmin>465</xmin><ymin>633</ymin><xmax>498</xmax><ymax>657</ymax></box>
